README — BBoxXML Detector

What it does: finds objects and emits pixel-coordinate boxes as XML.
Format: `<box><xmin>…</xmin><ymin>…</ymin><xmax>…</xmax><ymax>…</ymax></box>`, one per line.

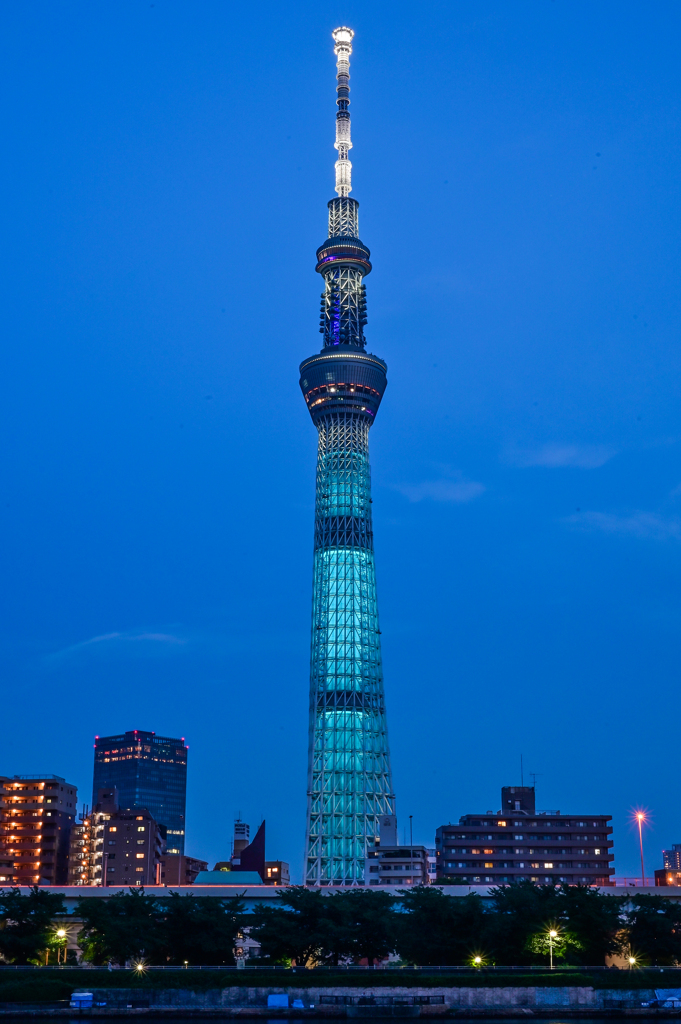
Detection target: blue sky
<box><xmin>2</xmin><ymin>1</ymin><xmax>680</xmax><ymax>882</ymax></box>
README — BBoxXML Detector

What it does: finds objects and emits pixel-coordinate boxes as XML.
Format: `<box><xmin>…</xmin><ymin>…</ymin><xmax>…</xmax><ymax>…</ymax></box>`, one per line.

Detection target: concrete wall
<box><xmin>82</xmin><ymin>986</ymin><xmax>657</xmax><ymax>1010</ymax></box>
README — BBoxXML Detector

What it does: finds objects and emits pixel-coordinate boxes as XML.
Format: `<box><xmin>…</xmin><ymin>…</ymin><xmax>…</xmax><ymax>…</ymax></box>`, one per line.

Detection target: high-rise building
<box><xmin>92</xmin><ymin>730</ymin><xmax>187</xmax><ymax>854</ymax></box>
<box><xmin>435</xmin><ymin>785</ymin><xmax>615</xmax><ymax>886</ymax></box>
<box><xmin>663</xmin><ymin>844</ymin><xmax>681</xmax><ymax>870</ymax></box>
<box><xmin>0</xmin><ymin>775</ymin><xmax>77</xmax><ymax>885</ymax></box>
<box><xmin>300</xmin><ymin>28</ymin><xmax>395</xmax><ymax>887</ymax></box>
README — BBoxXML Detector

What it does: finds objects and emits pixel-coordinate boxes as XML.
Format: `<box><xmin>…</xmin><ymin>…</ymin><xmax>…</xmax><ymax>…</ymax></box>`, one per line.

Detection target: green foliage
<box><xmin>249</xmin><ymin>886</ymin><xmax>330</xmax><ymax>965</ymax></box>
<box><xmin>485</xmin><ymin>882</ymin><xmax>625</xmax><ymax>967</ymax></box>
<box><xmin>556</xmin><ymin>884</ymin><xmax>624</xmax><ymax>965</ymax></box>
<box><xmin>625</xmin><ymin>894</ymin><xmax>681</xmax><ymax>966</ymax></box>
<box><xmin>333</xmin><ymin>889</ymin><xmax>396</xmax><ymax>965</ymax></box>
<box><xmin>249</xmin><ymin>886</ymin><xmax>396</xmax><ymax>966</ymax></box>
<box><xmin>77</xmin><ymin>888</ymin><xmax>159</xmax><ymax>965</ymax></box>
<box><xmin>394</xmin><ymin>886</ymin><xmax>487</xmax><ymax>966</ymax></box>
<box><xmin>149</xmin><ymin>891</ymin><xmax>245</xmax><ymax>966</ymax></box>
<box><xmin>0</xmin><ymin>887</ymin><xmax>66</xmax><ymax>965</ymax></box>
<box><xmin>77</xmin><ymin>888</ymin><xmax>245</xmax><ymax>966</ymax></box>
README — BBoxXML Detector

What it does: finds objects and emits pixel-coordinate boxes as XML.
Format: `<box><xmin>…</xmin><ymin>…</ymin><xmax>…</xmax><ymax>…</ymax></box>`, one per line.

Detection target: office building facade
<box><xmin>0</xmin><ymin>775</ymin><xmax>77</xmax><ymax>885</ymax></box>
<box><xmin>92</xmin><ymin>730</ymin><xmax>187</xmax><ymax>854</ymax></box>
<box><xmin>435</xmin><ymin>786</ymin><xmax>614</xmax><ymax>886</ymax></box>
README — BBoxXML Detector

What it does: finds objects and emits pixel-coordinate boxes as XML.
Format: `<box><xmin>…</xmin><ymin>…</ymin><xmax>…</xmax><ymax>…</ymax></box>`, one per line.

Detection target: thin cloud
<box><xmin>46</xmin><ymin>630</ymin><xmax>186</xmax><ymax>663</ymax></box>
<box><xmin>564</xmin><ymin>511</ymin><xmax>681</xmax><ymax>541</ymax></box>
<box><xmin>394</xmin><ymin>477</ymin><xmax>485</xmax><ymax>504</ymax></box>
<box><xmin>509</xmin><ymin>443</ymin><xmax>616</xmax><ymax>469</ymax></box>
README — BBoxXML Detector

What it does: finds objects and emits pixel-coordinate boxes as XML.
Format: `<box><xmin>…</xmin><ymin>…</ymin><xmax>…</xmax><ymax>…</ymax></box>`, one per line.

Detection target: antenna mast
<box><xmin>332</xmin><ymin>27</ymin><xmax>354</xmax><ymax>197</ymax></box>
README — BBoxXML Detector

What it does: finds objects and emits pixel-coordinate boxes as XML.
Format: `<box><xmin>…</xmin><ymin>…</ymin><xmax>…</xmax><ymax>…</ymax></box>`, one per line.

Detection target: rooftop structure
<box><xmin>300</xmin><ymin>28</ymin><xmax>395</xmax><ymax>886</ymax></box>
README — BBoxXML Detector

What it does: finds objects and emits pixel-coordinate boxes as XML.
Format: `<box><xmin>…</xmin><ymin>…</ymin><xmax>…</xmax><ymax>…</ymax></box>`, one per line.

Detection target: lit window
<box><xmin>544</xmin><ymin>862</ymin><xmax>554</xmax><ymax>869</ymax></box>
<box><xmin>594</xmin><ymin>848</ymin><xmax>601</xmax><ymax>855</ymax></box>
<box><xmin>137</xmin><ymin>827</ymin><xmax>145</xmax><ymax>832</ymax></box>
<box><xmin>136</xmin><ymin>853</ymin><xmax>144</xmax><ymax>859</ymax></box>
<box><xmin>484</xmin><ymin>862</ymin><xmax>493</xmax><ymax>868</ymax></box>
<box><xmin>109</xmin><ymin>827</ymin><xmax>117</xmax><ymax>833</ymax></box>
<box><xmin>135</xmin><ymin>867</ymin><xmax>144</xmax><ymax>872</ymax></box>
<box><xmin>135</xmin><ymin>816</ymin><xmax>144</xmax><ymax>821</ymax></box>
<box><xmin>483</xmin><ymin>848</ymin><xmax>493</xmax><ymax>854</ymax></box>
<box><xmin>497</xmin><ymin>821</ymin><xmax>507</xmax><ymax>826</ymax></box>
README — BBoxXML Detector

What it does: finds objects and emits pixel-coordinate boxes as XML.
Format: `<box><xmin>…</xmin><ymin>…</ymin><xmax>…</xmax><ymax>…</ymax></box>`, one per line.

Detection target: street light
<box><xmin>56</xmin><ymin>928</ymin><xmax>66</xmax><ymax>964</ymax></box>
<box><xmin>628</xmin><ymin>956</ymin><xmax>637</xmax><ymax>970</ymax></box>
<box><xmin>636</xmin><ymin>813</ymin><xmax>647</xmax><ymax>887</ymax></box>
<box><xmin>548</xmin><ymin>929</ymin><xmax>558</xmax><ymax>970</ymax></box>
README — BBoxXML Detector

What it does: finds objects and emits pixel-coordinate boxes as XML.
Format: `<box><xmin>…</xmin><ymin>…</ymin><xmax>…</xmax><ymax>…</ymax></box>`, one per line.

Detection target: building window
<box><xmin>544</xmin><ymin>862</ymin><xmax>554</xmax><ymax>869</ymax></box>
<box><xmin>137</xmin><ymin>827</ymin><xmax>145</xmax><ymax>832</ymax></box>
<box><xmin>136</xmin><ymin>853</ymin><xmax>144</xmax><ymax>859</ymax></box>
<box><xmin>109</xmin><ymin>827</ymin><xmax>117</xmax><ymax>833</ymax></box>
<box><xmin>484</xmin><ymin>862</ymin><xmax>493</xmax><ymax>868</ymax></box>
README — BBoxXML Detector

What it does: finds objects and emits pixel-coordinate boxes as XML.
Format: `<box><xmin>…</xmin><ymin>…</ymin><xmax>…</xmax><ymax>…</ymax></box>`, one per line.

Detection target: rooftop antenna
<box><xmin>331</xmin><ymin>27</ymin><xmax>354</xmax><ymax>197</ymax></box>
<box><xmin>529</xmin><ymin>772</ymin><xmax>542</xmax><ymax>790</ymax></box>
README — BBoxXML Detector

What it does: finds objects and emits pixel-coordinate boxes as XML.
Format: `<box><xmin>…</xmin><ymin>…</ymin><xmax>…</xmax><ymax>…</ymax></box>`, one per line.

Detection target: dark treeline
<box><xmin>249</xmin><ymin>884</ymin><xmax>681</xmax><ymax>967</ymax></box>
<box><xmin>0</xmin><ymin>887</ymin><xmax>245</xmax><ymax>966</ymax></box>
<box><xmin>2</xmin><ymin>883</ymin><xmax>681</xmax><ymax>967</ymax></box>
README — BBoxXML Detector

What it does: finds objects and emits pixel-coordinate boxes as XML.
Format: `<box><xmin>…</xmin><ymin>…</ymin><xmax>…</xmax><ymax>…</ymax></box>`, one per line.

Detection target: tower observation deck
<box><xmin>300</xmin><ymin>27</ymin><xmax>395</xmax><ymax>886</ymax></box>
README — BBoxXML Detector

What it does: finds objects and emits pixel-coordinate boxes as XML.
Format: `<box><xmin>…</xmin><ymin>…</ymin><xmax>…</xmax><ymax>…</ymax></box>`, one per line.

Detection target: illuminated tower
<box><xmin>300</xmin><ymin>27</ymin><xmax>395</xmax><ymax>886</ymax></box>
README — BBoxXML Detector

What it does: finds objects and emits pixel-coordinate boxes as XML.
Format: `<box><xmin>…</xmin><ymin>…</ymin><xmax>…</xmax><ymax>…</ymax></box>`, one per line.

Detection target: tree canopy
<box><xmin>0</xmin><ymin>887</ymin><xmax>66</xmax><ymax>965</ymax></box>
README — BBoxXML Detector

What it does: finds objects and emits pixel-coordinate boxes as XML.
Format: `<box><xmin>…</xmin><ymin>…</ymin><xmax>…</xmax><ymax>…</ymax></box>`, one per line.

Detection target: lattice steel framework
<box><xmin>299</xmin><ymin>28</ymin><xmax>395</xmax><ymax>886</ymax></box>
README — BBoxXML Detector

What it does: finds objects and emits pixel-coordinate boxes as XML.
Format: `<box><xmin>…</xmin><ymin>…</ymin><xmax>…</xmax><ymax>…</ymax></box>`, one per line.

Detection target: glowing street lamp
<box><xmin>636</xmin><ymin>813</ymin><xmax>647</xmax><ymax>887</ymax></box>
<box><xmin>628</xmin><ymin>956</ymin><xmax>637</xmax><ymax>970</ymax></box>
<box><xmin>56</xmin><ymin>928</ymin><xmax>66</xmax><ymax>965</ymax></box>
<box><xmin>548</xmin><ymin>929</ymin><xmax>558</xmax><ymax>970</ymax></box>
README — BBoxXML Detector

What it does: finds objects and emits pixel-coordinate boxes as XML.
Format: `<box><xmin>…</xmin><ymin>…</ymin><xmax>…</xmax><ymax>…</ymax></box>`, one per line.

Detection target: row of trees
<box><xmin>0</xmin><ymin>888</ymin><xmax>245</xmax><ymax>966</ymax></box>
<box><xmin>2</xmin><ymin>883</ymin><xmax>681</xmax><ymax>967</ymax></box>
<box><xmin>249</xmin><ymin>883</ymin><xmax>681</xmax><ymax>967</ymax></box>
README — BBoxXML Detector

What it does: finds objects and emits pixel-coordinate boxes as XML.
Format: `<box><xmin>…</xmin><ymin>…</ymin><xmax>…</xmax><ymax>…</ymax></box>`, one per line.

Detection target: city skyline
<box><xmin>1</xmin><ymin>1</ymin><xmax>680</xmax><ymax>880</ymax></box>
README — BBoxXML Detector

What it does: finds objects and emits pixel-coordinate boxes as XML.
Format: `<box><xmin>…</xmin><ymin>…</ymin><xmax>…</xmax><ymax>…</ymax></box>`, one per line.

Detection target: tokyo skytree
<box><xmin>300</xmin><ymin>27</ymin><xmax>395</xmax><ymax>886</ymax></box>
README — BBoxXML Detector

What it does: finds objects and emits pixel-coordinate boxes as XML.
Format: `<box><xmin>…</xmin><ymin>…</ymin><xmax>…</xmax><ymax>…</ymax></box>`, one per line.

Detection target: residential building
<box><xmin>92</xmin><ymin>730</ymin><xmax>188</xmax><ymax>854</ymax></box>
<box><xmin>0</xmin><ymin>775</ymin><xmax>77</xmax><ymax>885</ymax></box>
<box><xmin>366</xmin><ymin>845</ymin><xmax>430</xmax><ymax>886</ymax></box>
<box><xmin>96</xmin><ymin>793</ymin><xmax>164</xmax><ymax>887</ymax></box>
<box><xmin>68</xmin><ymin>813</ymin><xmax>95</xmax><ymax>885</ymax></box>
<box><xmin>435</xmin><ymin>785</ymin><xmax>614</xmax><ymax>886</ymax></box>
<box><xmin>663</xmin><ymin>845</ymin><xmax>681</xmax><ymax>870</ymax></box>
<box><xmin>160</xmin><ymin>854</ymin><xmax>208</xmax><ymax>886</ymax></box>
<box><xmin>264</xmin><ymin>861</ymin><xmax>290</xmax><ymax>885</ymax></box>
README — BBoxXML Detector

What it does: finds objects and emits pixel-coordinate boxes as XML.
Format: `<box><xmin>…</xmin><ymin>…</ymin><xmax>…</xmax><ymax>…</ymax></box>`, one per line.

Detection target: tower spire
<box><xmin>332</xmin><ymin>27</ymin><xmax>354</xmax><ymax>197</ymax></box>
<box><xmin>299</xmin><ymin>28</ymin><xmax>395</xmax><ymax>887</ymax></box>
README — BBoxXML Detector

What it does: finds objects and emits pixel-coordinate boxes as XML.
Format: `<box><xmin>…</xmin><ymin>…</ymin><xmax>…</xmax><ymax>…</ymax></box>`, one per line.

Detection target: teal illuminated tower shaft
<box><xmin>299</xmin><ymin>27</ymin><xmax>395</xmax><ymax>886</ymax></box>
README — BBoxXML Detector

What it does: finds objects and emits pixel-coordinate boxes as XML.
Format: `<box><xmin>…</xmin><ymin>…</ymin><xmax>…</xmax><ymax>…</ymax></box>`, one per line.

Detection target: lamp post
<box><xmin>548</xmin><ymin>929</ymin><xmax>558</xmax><ymax>970</ymax></box>
<box><xmin>56</xmin><ymin>928</ymin><xmax>66</xmax><ymax>965</ymax></box>
<box><xmin>636</xmin><ymin>813</ymin><xmax>646</xmax><ymax>887</ymax></box>
<box><xmin>628</xmin><ymin>956</ymin><xmax>636</xmax><ymax>971</ymax></box>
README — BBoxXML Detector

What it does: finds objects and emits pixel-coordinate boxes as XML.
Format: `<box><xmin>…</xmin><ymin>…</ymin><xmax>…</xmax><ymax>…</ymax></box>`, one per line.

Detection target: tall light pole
<box><xmin>636</xmin><ymin>813</ymin><xmax>646</xmax><ymax>887</ymax></box>
<box><xmin>548</xmin><ymin>929</ymin><xmax>558</xmax><ymax>970</ymax></box>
